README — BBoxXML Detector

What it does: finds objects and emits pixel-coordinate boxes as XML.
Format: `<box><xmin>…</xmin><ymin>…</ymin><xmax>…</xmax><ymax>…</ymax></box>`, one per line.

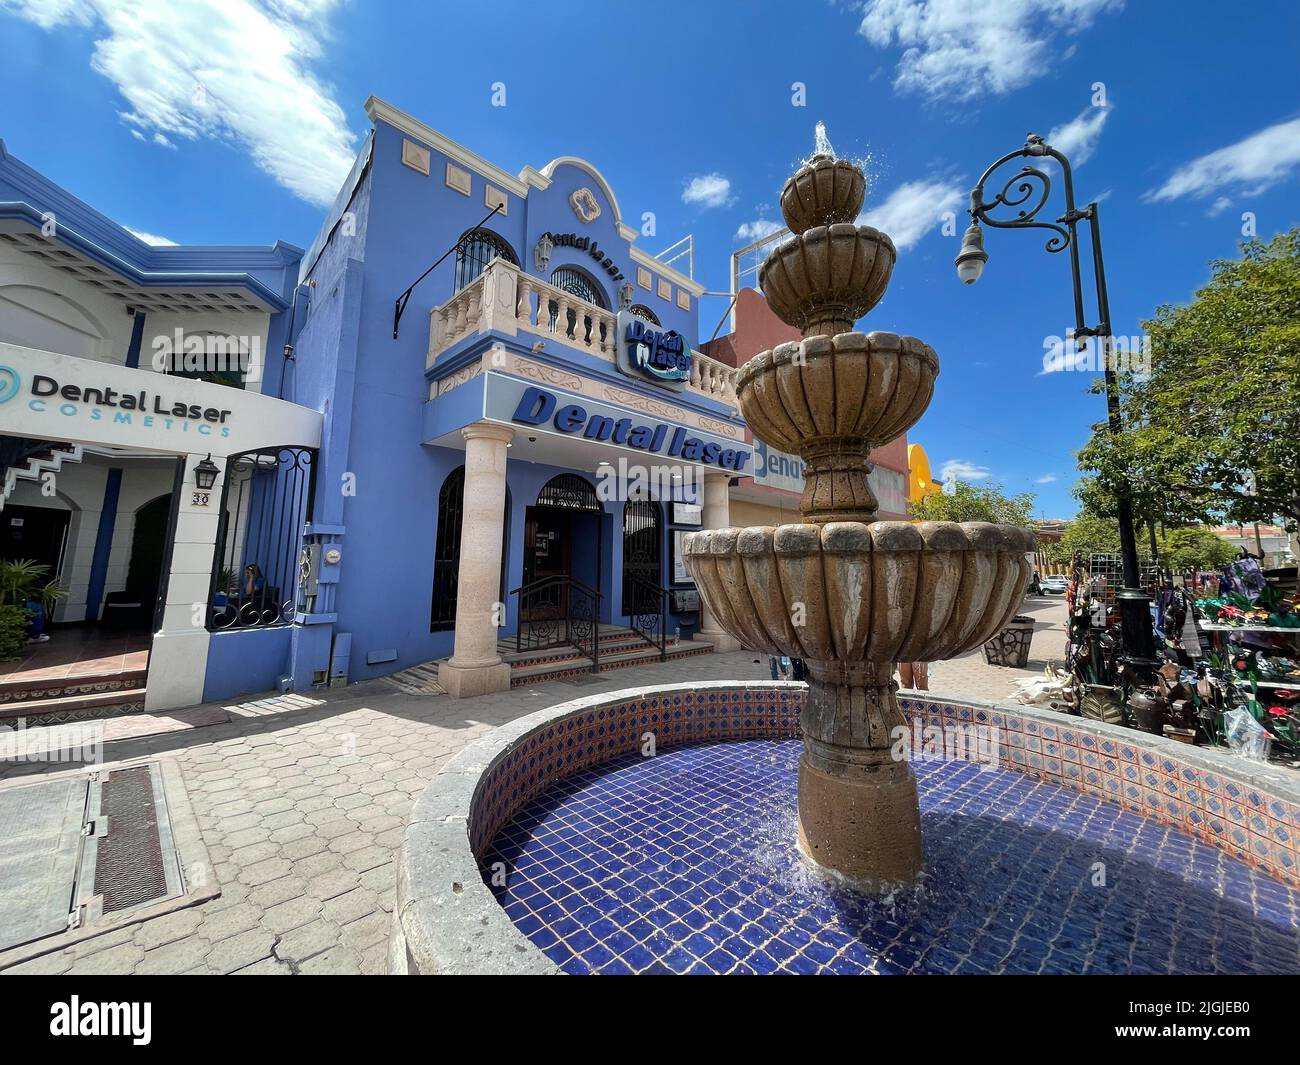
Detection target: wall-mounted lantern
<box><xmin>194</xmin><ymin>454</ymin><xmax>220</xmax><ymax>491</ymax></box>
<box><xmin>534</xmin><ymin>232</ymin><xmax>554</xmax><ymax>273</ymax></box>
<box><xmin>618</xmin><ymin>281</ymin><xmax>634</xmax><ymax>310</ymax></box>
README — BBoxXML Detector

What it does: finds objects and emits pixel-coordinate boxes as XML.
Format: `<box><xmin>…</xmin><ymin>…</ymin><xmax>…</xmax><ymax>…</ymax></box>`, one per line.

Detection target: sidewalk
<box><xmin>0</xmin><ymin>597</ymin><xmax>1066</xmax><ymax>975</ymax></box>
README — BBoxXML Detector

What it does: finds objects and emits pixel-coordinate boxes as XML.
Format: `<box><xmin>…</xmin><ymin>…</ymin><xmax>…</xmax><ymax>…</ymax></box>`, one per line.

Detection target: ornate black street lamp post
<box><xmin>955</xmin><ymin>133</ymin><xmax>1157</xmax><ymax>663</ymax></box>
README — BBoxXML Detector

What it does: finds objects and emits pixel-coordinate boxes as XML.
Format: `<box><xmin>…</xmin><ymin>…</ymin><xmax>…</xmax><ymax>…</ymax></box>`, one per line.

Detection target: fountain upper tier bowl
<box><xmin>760</xmin><ymin>224</ymin><xmax>896</xmax><ymax>337</ymax></box>
<box><xmin>736</xmin><ymin>330</ymin><xmax>938</xmax><ymax>452</ymax></box>
<box><xmin>779</xmin><ymin>154</ymin><xmax>867</xmax><ymax>232</ymax></box>
<box><xmin>684</xmin><ymin>521</ymin><xmax>1036</xmax><ymax>665</ymax></box>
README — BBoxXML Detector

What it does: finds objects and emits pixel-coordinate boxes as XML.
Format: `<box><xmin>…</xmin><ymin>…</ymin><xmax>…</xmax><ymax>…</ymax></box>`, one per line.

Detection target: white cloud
<box><xmin>940</xmin><ymin>459</ymin><xmax>991</xmax><ymax>482</ymax></box>
<box><xmin>1144</xmin><ymin>117</ymin><xmax>1300</xmax><ymax>203</ymax></box>
<box><xmin>1034</xmin><ymin>474</ymin><xmax>1057</xmax><ymax>484</ymax></box>
<box><xmin>682</xmin><ymin>173</ymin><xmax>734</xmax><ymax>209</ymax></box>
<box><xmin>858</xmin><ymin>178</ymin><xmax>963</xmax><ymax>250</ymax></box>
<box><xmin>127</xmin><ymin>227</ymin><xmax>177</xmax><ymax>246</ymax></box>
<box><xmin>1047</xmin><ymin>105</ymin><xmax>1111</xmax><ymax>165</ymax></box>
<box><xmin>857</xmin><ymin>0</ymin><xmax>1124</xmax><ymax>102</ymax></box>
<box><xmin>2</xmin><ymin>0</ymin><xmax>357</xmax><ymax>206</ymax></box>
<box><xmin>734</xmin><ymin>218</ymin><xmax>785</xmax><ymax>243</ymax></box>
<box><xmin>1207</xmin><ymin>195</ymin><xmax>1232</xmax><ymax>217</ymax></box>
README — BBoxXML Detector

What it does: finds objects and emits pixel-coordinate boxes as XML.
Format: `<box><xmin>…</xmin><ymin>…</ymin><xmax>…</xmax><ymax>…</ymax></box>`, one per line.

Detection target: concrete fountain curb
<box><xmin>390</xmin><ymin>680</ymin><xmax>1300</xmax><ymax>975</ymax></box>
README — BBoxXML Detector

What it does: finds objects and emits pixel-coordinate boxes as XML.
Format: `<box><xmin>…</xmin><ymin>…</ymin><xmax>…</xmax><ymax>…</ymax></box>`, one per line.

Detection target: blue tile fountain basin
<box><xmin>392</xmin><ymin>683</ymin><xmax>1300</xmax><ymax>974</ymax></box>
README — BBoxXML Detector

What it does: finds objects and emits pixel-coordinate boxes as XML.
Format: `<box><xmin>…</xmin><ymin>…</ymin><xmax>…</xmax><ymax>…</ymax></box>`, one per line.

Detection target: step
<box><xmin>500</xmin><ymin>633</ymin><xmax>680</xmax><ymax>669</ymax></box>
<box><xmin>507</xmin><ymin>638</ymin><xmax>714</xmax><ymax>687</ymax></box>
<box><xmin>0</xmin><ymin>687</ymin><xmax>147</xmax><ymax>723</ymax></box>
<box><xmin>0</xmin><ymin>668</ymin><xmax>148</xmax><ymax>706</ymax></box>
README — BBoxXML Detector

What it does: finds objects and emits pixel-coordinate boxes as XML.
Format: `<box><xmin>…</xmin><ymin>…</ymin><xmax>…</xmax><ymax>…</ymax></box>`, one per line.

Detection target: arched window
<box><xmin>454</xmin><ymin>229</ymin><xmax>519</xmax><ymax>292</ymax></box>
<box><xmin>549</xmin><ymin>266</ymin><xmax>608</xmax><ymax>309</ymax></box>
<box><xmin>547</xmin><ymin>266</ymin><xmax>608</xmax><ymax>345</ymax></box>
<box><xmin>431</xmin><ymin>466</ymin><xmax>510</xmax><ymax>631</ymax></box>
<box><xmin>628</xmin><ymin>304</ymin><xmax>660</xmax><ymax>326</ymax></box>
<box><xmin>536</xmin><ymin>474</ymin><xmax>602</xmax><ymax>512</ymax></box>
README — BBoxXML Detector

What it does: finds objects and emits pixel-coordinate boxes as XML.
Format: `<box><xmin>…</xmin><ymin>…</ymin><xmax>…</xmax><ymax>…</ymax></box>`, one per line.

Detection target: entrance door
<box><xmin>1</xmin><ymin>505</ymin><xmax>70</xmax><ymax>576</ymax></box>
<box><xmin>522</xmin><ymin>507</ymin><xmax>573</xmax><ymax>621</ymax></box>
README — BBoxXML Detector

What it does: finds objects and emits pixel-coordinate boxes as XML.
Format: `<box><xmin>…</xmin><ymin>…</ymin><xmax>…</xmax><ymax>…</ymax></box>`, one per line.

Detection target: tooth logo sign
<box><xmin>0</xmin><ymin>366</ymin><xmax>19</xmax><ymax>404</ymax></box>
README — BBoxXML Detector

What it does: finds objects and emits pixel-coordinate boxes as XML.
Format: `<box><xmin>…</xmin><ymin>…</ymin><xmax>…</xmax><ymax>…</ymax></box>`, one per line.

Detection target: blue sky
<box><xmin>2</xmin><ymin>0</ymin><xmax>1297</xmax><ymax>518</ymax></box>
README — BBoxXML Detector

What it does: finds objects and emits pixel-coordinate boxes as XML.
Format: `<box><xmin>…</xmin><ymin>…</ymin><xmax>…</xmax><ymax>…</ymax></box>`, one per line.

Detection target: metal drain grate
<box><xmin>93</xmin><ymin>766</ymin><xmax>169</xmax><ymax>913</ymax></box>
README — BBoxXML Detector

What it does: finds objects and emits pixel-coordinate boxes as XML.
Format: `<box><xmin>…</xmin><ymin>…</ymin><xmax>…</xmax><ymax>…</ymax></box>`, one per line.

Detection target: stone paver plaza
<box><xmin>0</xmin><ymin>599</ymin><xmax>1068</xmax><ymax>974</ymax></box>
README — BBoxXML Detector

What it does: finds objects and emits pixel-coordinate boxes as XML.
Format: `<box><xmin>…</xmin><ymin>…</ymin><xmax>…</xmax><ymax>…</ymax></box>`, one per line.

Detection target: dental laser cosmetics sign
<box><xmin>484</xmin><ymin>372</ymin><xmax>752</xmax><ymax>473</ymax></box>
<box><xmin>0</xmin><ymin>343</ymin><xmax>322</xmax><ymax>456</ymax></box>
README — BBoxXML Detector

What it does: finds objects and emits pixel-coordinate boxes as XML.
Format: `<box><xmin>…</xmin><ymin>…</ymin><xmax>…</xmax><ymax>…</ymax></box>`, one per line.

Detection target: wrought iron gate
<box><xmin>622</xmin><ymin>499</ymin><xmax>662</xmax><ymax>612</ymax></box>
<box><xmin>207</xmin><ymin>446</ymin><xmax>316</xmax><ymax>630</ymax></box>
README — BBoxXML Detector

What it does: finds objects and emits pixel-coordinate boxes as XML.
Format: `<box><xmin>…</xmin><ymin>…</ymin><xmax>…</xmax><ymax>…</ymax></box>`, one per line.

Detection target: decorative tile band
<box><xmin>393</xmin><ymin>682</ymin><xmax>1300</xmax><ymax>974</ymax></box>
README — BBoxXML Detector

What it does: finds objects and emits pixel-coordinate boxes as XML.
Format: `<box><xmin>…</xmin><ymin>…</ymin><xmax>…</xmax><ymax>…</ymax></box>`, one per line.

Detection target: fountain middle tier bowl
<box><xmin>684</xmin><ymin>520</ymin><xmax>1036</xmax><ymax>664</ymax></box>
<box><xmin>735</xmin><ymin>331</ymin><xmax>938</xmax><ymax>452</ymax></box>
<box><xmin>760</xmin><ymin>224</ymin><xmax>896</xmax><ymax>336</ymax></box>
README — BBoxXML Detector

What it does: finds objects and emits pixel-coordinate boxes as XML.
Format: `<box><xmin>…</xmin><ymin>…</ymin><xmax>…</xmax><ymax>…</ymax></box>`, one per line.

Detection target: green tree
<box><xmin>1047</xmin><ymin>510</ymin><xmax>1123</xmax><ymax>565</ymax></box>
<box><xmin>1156</xmin><ymin>527</ymin><xmax>1238</xmax><ymax>572</ymax></box>
<box><xmin>909</xmin><ymin>481</ymin><xmax>1036</xmax><ymax>528</ymax></box>
<box><xmin>1046</xmin><ymin>511</ymin><xmax>1238</xmax><ymax>572</ymax></box>
<box><xmin>1076</xmin><ymin>229</ymin><xmax>1300</xmax><ymax>531</ymax></box>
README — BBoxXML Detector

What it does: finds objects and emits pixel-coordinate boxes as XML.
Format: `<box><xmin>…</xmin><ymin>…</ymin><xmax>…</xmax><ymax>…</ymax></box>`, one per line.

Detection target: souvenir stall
<box><xmin>1017</xmin><ymin>548</ymin><xmax>1300</xmax><ymax>767</ymax></box>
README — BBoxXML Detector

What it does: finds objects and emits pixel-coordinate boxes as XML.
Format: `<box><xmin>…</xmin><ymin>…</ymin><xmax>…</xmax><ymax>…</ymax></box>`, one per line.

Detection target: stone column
<box><xmin>440</xmin><ymin>422</ymin><xmax>514</xmax><ymax>698</ymax></box>
<box><xmin>695</xmin><ymin>469</ymin><xmax>741</xmax><ymax>652</ymax></box>
<box><xmin>147</xmin><ymin>452</ymin><xmax>218</xmax><ymax>712</ymax></box>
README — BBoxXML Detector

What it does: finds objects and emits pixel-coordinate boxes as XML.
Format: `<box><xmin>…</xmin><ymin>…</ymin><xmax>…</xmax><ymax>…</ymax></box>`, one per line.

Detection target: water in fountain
<box><xmin>811</xmin><ymin>119</ymin><xmax>835</xmax><ymax>160</ymax></box>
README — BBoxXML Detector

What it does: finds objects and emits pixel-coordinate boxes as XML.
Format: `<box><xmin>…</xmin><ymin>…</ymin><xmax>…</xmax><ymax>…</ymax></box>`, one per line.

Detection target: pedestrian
<box><xmin>899</xmin><ymin>661</ymin><xmax>929</xmax><ymax>691</ymax></box>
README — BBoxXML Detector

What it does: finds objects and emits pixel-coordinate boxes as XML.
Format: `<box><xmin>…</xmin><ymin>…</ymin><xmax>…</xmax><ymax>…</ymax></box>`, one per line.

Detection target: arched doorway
<box><xmin>520</xmin><ymin>474</ymin><xmax>605</xmax><ymax>641</ymax></box>
<box><xmin>430</xmin><ymin>465</ymin><xmax>510</xmax><ymax>632</ymax></box>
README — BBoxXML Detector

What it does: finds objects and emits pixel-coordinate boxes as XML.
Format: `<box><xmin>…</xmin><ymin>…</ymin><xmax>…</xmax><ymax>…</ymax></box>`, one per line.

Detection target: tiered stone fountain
<box><xmin>684</xmin><ymin>146</ymin><xmax>1035</xmax><ymax>891</ymax></box>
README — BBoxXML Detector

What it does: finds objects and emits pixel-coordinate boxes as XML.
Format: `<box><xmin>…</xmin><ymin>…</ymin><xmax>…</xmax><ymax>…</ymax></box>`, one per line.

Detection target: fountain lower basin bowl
<box><xmin>760</xmin><ymin>224</ymin><xmax>896</xmax><ymax>335</ymax></box>
<box><xmin>736</xmin><ymin>331</ymin><xmax>938</xmax><ymax>453</ymax></box>
<box><xmin>683</xmin><ymin>521</ymin><xmax>1036</xmax><ymax>664</ymax></box>
<box><xmin>392</xmin><ymin>682</ymin><xmax>1300</xmax><ymax>974</ymax></box>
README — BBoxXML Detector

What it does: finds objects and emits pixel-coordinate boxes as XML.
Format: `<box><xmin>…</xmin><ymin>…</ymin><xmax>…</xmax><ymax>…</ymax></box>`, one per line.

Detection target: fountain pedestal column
<box><xmin>796</xmin><ymin>660</ymin><xmax>922</xmax><ymax>889</ymax></box>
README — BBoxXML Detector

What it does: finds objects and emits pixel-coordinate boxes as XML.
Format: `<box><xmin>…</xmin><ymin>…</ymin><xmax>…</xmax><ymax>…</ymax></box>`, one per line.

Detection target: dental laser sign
<box><xmin>483</xmin><ymin>372</ymin><xmax>751</xmax><ymax>473</ymax></box>
<box><xmin>0</xmin><ymin>342</ymin><xmax>322</xmax><ymax>456</ymax></box>
<box><xmin>615</xmin><ymin>310</ymin><xmax>691</xmax><ymax>391</ymax></box>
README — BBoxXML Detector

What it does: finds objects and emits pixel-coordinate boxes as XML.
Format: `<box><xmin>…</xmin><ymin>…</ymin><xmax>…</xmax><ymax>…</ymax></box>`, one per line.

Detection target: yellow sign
<box><xmin>907</xmin><ymin>443</ymin><xmax>941</xmax><ymax>503</ymax></box>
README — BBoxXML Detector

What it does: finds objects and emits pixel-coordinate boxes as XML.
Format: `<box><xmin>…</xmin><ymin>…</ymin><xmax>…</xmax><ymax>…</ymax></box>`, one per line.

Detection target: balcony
<box><xmin>428</xmin><ymin>259</ymin><xmax>737</xmax><ymax>407</ymax></box>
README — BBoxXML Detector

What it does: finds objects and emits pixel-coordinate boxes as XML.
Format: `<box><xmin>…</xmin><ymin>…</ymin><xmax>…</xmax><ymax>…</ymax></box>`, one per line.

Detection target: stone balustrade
<box><xmin>689</xmin><ymin>350</ymin><xmax>738</xmax><ymax>404</ymax></box>
<box><xmin>428</xmin><ymin>258</ymin><xmax>737</xmax><ymax>407</ymax></box>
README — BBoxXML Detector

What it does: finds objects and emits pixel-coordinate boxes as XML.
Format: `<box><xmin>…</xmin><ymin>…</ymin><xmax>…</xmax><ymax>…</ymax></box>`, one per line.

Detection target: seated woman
<box><xmin>243</xmin><ymin>564</ymin><xmax>266</xmax><ymax>598</ymax></box>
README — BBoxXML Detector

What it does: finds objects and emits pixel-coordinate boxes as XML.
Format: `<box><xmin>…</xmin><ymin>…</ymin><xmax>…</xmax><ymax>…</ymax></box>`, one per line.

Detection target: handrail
<box><xmin>509</xmin><ymin>573</ymin><xmax>603</xmax><ymax>600</ymax></box>
<box><xmin>511</xmin><ymin>573</ymin><xmax>603</xmax><ymax>672</ymax></box>
<box><xmin>622</xmin><ymin>572</ymin><xmax>669</xmax><ymax>661</ymax></box>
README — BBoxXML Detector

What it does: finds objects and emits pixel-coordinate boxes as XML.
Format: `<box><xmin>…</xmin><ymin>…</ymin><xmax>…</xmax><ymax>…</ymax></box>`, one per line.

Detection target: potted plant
<box><xmin>0</xmin><ymin>558</ymin><xmax>67</xmax><ymax>658</ymax></box>
<box><xmin>213</xmin><ymin>567</ymin><xmax>237</xmax><ymax>607</ymax></box>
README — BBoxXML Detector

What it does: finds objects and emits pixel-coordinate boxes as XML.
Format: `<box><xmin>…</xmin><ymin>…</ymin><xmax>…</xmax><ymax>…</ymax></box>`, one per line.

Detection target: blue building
<box><xmin>288</xmin><ymin>98</ymin><xmax>749</xmax><ymax>697</ymax></box>
<box><xmin>6</xmin><ymin>98</ymin><xmax>912</xmax><ymax>714</ymax></box>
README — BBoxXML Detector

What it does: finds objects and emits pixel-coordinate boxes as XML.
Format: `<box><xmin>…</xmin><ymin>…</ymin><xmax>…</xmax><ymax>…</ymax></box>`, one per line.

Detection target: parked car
<box><xmin>1040</xmin><ymin>575</ymin><xmax>1068</xmax><ymax>594</ymax></box>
